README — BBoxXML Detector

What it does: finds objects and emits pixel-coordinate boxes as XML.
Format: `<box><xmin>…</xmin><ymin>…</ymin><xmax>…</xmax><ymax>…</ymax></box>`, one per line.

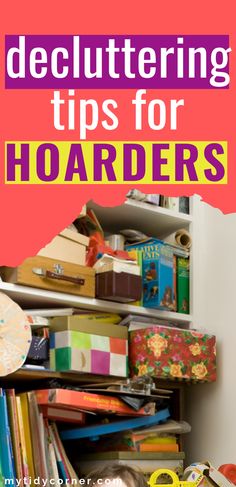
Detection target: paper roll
<box><xmin>164</xmin><ymin>228</ymin><xmax>192</xmax><ymax>250</ymax></box>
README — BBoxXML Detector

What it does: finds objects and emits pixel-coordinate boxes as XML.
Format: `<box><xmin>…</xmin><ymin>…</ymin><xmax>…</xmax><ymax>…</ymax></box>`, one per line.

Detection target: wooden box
<box><xmin>0</xmin><ymin>256</ymin><xmax>95</xmax><ymax>297</ymax></box>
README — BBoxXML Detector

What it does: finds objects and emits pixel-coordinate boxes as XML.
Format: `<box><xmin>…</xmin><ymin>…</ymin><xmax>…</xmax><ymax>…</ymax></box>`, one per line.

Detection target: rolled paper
<box><xmin>164</xmin><ymin>228</ymin><xmax>192</xmax><ymax>250</ymax></box>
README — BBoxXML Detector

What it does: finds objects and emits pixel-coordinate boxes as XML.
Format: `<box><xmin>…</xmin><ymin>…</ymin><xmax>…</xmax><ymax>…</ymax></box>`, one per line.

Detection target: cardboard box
<box><xmin>50</xmin><ymin>315</ymin><xmax>128</xmax><ymax>339</ymax></box>
<box><xmin>50</xmin><ymin>330</ymin><xmax>128</xmax><ymax>377</ymax></box>
<box><xmin>38</xmin><ymin>228</ymin><xmax>89</xmax><ymax>266</ymax></box>
<box><xmin>129</xmin><ymin>325</ymin><xmax>216</xmax><ymax>382</ymax></box>
<box><xmin>96</xmin><ymin>271</ymin><xmax>142</xmax><ymax>303</ymax></box>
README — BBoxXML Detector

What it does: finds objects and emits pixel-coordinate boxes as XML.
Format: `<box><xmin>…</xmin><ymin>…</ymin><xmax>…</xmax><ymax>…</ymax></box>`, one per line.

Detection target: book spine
<box><xmin>159</xmin><ymin>244</ymin><xmax>175</xmax><ymax>311</ymax></box>
<box><xmin>0</xmin><ymin>390</ymin><xmax>16</xmax><ymax>484</ymax></box>
<box><xmin>6</xmin><ymin>390</ymin><xmax>24</xmax><ymax>481</ymax></box>
<box><xmin>177</xmin><ymin>257</ymin><xmax>190</xmax><ymax>314</ymax></box>
<box><xmin>27</xmin><ymin>391</ymin><xmax>48</xmax><ymax>479</ymax></box>
<box><xmin>173</xmin><ymin>254</ymin><xmax>177</xmax><ymax>312</ymax></box>
<box><xmin>36</xmin><ymin>389</ymin><xmax>154</xmax><ymax>416</ymax></box>
<box><xmin>19</xmin><ymin>394</ymin><xmax>35</xmax><ymax>480</ymax></box>
<box><xmin>16</xmin><ymin>396</ymin><xmax>30</xmax><ymax>483</ymax></box>
<box><xmin>139</xmin><ymin>443</ymin><xmax>179</xmax><ymax>452</ymax></box>
<box><xmin>48</xmin><ymin>425</ymin><xmax>68</xmax><ymax>483</ymax></box>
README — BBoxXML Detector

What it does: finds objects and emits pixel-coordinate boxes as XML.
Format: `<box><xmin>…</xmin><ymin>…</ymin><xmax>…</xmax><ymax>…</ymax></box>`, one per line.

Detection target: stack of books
<box><xmin>0</xmin><ymin>388</ymin><xmax>78</xmax><ymax>485</ymax></box>
<box><xmin>0</xmin><ymin>382</ymin><xmax>188</xmax><ymax>481</ymax></box>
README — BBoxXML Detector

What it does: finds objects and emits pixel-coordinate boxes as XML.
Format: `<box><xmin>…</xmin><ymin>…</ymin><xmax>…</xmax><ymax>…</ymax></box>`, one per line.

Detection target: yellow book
<box><xmin>16</xmin><ymin>396</ymin><xmax>30</xmax><ymax>480</ymax></box>
<box><xmin>141</xmin><ymin>436</ymin><xmax>177</xmax><ymax>445</ymax></box>
<box><xmin>19</xmin><ymin>394</ymin><xmax>35</xmax><ymax>480</ymax></box>
<box><xmin>140</xmin><ymin>444</ymin><xmax>179</xmax><ymax>452</ymax></box>
<box><xmin>6</xmin><ymin>390</ymin><xmax>23</xmax><ymax>480</ymax></box>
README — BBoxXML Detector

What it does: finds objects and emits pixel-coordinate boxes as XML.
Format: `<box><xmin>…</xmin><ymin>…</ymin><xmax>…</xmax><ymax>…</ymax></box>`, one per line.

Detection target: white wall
<box><xmin>185</xmin><ymin>196</ymin><xmax>236</xmax><ymax>466</ymax></box>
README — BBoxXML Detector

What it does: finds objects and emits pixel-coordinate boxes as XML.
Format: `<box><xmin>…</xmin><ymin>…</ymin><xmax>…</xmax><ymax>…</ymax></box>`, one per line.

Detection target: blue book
<box><xmin>0</xmin><ymin>390</ymin><xmax>16</xmax><ymax>484</ymax></box>
<box><xmin>61</xmin><ymin>408</ymin><xmax>170</xmax><ymax>441</ymax></box>
<box><xmin>126</xmin><ymin>239</ymin><xmax>175</xmax><ymax>310</ymax></box>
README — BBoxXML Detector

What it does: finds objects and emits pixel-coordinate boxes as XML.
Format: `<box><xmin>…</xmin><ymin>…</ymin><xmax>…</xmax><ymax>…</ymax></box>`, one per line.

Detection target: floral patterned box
<box><xmin>129</xmin><ymin>325</ymin><xmax>216</xmax><ymax>382</ymax></box>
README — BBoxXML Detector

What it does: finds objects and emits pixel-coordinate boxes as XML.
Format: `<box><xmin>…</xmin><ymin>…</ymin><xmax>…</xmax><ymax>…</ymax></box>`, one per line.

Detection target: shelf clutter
<box><xmin>0</xmin><ymin>196</ymin><xmax>191</xmax><ymax>317</ymax></box>
<box><xmin>0</xmin><ymin>195</ymin><xmax>218</xmax><ymax>482</ymax></box>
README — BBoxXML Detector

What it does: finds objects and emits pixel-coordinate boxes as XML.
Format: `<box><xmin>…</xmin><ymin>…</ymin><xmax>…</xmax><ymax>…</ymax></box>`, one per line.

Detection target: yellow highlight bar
<box><xmin>5</xmin><ymin>141</ymin><xmax>227</xmax><ymax>184</ymax></box>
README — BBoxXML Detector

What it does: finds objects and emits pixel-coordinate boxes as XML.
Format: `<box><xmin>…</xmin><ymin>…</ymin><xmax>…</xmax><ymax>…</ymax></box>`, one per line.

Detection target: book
<box><xmin>48</xmin><ymin>424</ymin><xmax>69</xmax><ymax>483</ymax></box>
<box><xmin>139</xmin><ymin>436</ymin><xmax>177</xmax><ymax>445</ymax></box>
<box><xmin>43</xmin><ymin>420</ymin><xmax>60</xmax><ymax>484</ymax></box>
<box><xmin>131</xmin><ymin>420</ymin><xmax>191</xmax><ymax>437</ymax></box>
<box><xmin>179</xmin><ymin>197</ymin><xmax>189</xmax><ymax>214</ymax></box>
<box><xmin>78</xmin><ymin>451</ymin><xmax>185</xmax><ymax>475</ymax></box>
<box><xmin>24</xmin><ymin>308</ymin><xmax>75</xmax><ymax>317</ymax></box>
<box><xmin>126</xmin><ymin>239</ymin><xmax>176</xmax><ymax>310</ymax></box>
<box><xmin>126</xmin><ymin>190</ymin><xmax>160</xmax><ymax>206</ymax></box>
<box><xmin>160</xmin><ymin>196</ymin><xmax>179</xmax><ymax>212</ymax></box>
<box><xmin>177</xmin><ymin>257</ymin><xmax>190</xmax><ymax>314</ymax></box>
<box><xmin>40</xmin><ymin>405</ymin><xmax>86</xmax><ymax>424</ymax></box>
<box><xmin>16</xmin><ymin>396</ymin><xmax>31</xmax><ymax>482</ymax></box>
<box><xmin>49</xmin><ymin>312</ymin><xmax>122</xmax><ymax>331</ymax></box>
<box><xmin>139</xmin><ymin>443</ymin><xmax>179</xmax><ymax>452</ymax></box>
<box><xmin>27</xmin><ymin>315</ymin><xmax>49</xmax><ymax>327</ymax></box>
<box><xmin>0</xmin><ymin>389</ymin><xmax>16</xmax><ymax>483</ymax></box>
<box><xmin>50</xmin><ymin>423</ymin><xmax>79</xmax><ymax>484</ymax></box>
<box><xmin>27</xmin><ymin>391</ymin><xmax>48</xmax><ymax>479</ymax></box>
<box><xmin>118</xmin><ymin>314</ymin><xmax>174</xmax><ymax>327</ymax></box>
<box><xmin>19</xmin><ymin>394</ymin><xmax>35</xmax><ymax>479</ymax></box>
<box><xmin>6</xmin><ymin>390</ymin><xmax>23</xmax><ymax>481</ymax></box>
<box><xmin>36</xmin><ymin>389</ymin><xmax>156</xmax><ymax>416</ymax></box>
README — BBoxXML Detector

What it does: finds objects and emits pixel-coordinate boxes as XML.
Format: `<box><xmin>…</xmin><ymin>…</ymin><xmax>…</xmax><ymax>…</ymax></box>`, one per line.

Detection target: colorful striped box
<box><xmin>50</xmin><ymin>331</ymin><xmax>128</xmax><ymax>377</ymax></box>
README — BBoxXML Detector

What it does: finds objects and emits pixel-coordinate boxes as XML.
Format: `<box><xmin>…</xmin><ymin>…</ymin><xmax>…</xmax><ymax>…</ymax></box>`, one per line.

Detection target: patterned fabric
<box><xmin>129</xmin><ymin>326</ymin><xmax>216</xmax><ymax>382</ymax></box>
<box><xmin>0</xmin><ymin>292</ymin><xmax>32</xmax><ymax>376</ymax></box>
<box><xmin>50</xmin><ymin>331</ymin><xmax>128</xmax><ymax>377</ymax></box>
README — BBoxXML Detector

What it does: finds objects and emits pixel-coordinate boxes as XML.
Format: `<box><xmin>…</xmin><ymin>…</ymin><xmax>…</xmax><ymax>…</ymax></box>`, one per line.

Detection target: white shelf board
<box><xmin>88</xmin><ymin>199</ymin><xmax>192</xmax><ymax>238</ymax></box>
<box><xmin>0</xmin><ymin>282</ymin><xmax>191</xmax><ymax>324</ymax></box>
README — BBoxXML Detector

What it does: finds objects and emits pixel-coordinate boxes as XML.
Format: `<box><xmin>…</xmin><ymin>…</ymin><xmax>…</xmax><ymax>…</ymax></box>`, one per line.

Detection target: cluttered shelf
<box><xmin>0</xmin><ymin>195</ymin><xmax>218</xmax><ymax>480</ymax></box>
<box><xmin>88</xmin><ymin>199</ymin><xmax>192</xmax><ymax>239</ymax></box>
<box><xmin>2</xmin><ymin>368</ymin><xmax>124</xmax><ymax>384</ymax></box>
<box><xmin>0</xmin><ymin>281</ymin><xmax>192</xmax><ymax>323</ymax></box>
<box><xmin>1</xmin><ymin>368</ymin><xmax>186</xmax><ymax>390</ymax></box>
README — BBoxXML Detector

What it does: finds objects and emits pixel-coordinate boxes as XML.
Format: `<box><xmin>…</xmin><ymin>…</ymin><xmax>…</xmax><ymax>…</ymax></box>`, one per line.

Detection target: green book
<box><xmin>177</xmin><ymin>257</ymin><xmax>190</xmax><ymax>314</ymax></box>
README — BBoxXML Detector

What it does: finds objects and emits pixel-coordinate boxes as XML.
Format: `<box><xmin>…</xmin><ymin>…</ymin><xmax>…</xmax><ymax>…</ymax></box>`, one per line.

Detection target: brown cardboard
<box><xmin>96</xmin><ymin>271</ymin><xmax>142</xmax><ymax>303</ymax></box>
<box><xmin>38</xmin><ymin>229</ymin><xmax>89</xmax><ymax>265</ymax></box>
<box><xmin>50</xmin><ymin>315</ymin><xmax>128</xmax><ymax>339</ymax></box>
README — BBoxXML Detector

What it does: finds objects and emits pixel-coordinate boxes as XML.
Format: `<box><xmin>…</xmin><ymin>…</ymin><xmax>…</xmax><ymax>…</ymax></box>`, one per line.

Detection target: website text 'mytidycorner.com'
<box><xmin>4</xmin><ymin>478</ymin><xmax>122</xmax><ymax>486</ymax></box>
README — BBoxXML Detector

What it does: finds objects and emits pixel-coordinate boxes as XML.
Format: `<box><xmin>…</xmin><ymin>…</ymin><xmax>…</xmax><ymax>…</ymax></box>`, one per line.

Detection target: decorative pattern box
<box><xmin>129</xmin><ymin>325</ymin><xmax>216</xmax><ymax>382</ymax></box>
<box><xmin>50</xmin><ymin>330</ymin><xmax>128</xmax><ymax>377</ymax></box>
